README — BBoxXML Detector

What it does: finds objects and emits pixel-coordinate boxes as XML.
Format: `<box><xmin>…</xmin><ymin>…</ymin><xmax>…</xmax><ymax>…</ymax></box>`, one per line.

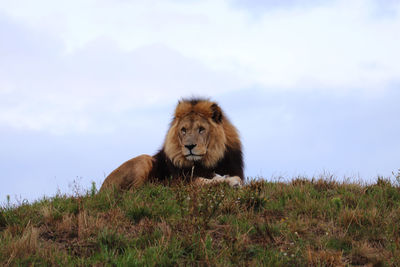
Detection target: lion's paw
<box><xmin>225</xmin><ymin>176</ymin><xmax>242</xmax><ymax>188</ymax></box>
<box><xmin>213</xmin><ymin>174</ymin><xmax>242</xmax><ymax>188</ymax></box>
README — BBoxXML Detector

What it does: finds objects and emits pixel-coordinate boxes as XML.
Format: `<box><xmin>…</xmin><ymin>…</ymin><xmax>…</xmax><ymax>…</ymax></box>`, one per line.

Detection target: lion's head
<box><xmin>163</xmin><ymin>98</ymin><xmax>241</xmax><ymax>168</ymax></box>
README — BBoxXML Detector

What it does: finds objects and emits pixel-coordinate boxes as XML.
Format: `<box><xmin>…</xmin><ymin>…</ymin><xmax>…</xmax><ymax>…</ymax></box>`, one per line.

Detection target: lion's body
<box><xmin>100</xmin><ymin>98</ymin><xmax>244</xmax><ymax>191</ymax></box>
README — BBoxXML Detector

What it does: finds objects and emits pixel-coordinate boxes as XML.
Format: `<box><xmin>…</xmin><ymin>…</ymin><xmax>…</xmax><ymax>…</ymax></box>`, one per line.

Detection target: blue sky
<box><xmin>1</xmin><ymin>0</ymin><xmax>400</xmax><ymax>203</ymax></box>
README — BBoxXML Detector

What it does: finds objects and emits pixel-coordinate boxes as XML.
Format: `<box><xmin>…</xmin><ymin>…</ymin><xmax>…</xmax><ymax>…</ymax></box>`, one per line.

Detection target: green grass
<box><xmin>1</xmin><ymin>176</ymin><xmax>400</xmax><ymax>266</ymax></box>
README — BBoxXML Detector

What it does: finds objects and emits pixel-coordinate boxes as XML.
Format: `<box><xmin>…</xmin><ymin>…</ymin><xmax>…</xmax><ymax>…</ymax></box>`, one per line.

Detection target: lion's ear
<box><xmin>211</xmin><ymin>103</ymin><xmax>223</xmax><ymax>123</ymax></box>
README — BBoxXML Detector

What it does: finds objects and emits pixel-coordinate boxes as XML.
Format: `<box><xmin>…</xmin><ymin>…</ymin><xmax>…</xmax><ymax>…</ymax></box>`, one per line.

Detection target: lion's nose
<box><xmin>185</xmin><ymin>144</ymin><xmax>197</xmax><ymax>151</ymax></box>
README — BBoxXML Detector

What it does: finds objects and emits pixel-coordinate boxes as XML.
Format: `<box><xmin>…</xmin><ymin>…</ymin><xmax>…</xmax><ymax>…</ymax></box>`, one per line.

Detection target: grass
<box><xmin>1</xmin><ymin>176</ymin><xmax>400</xmax><ymax>266</ymax></box>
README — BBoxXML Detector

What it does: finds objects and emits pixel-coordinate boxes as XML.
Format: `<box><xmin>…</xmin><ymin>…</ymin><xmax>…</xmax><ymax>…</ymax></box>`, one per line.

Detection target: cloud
<box><xmin>1</xmin><ymin>0</ymin><xmax>400</xmax><ymax>135</ymax></box>
<box><xmin>1</xmin><ymin>1</ymin><xmax>399</xmax><ymax>90</ymax></box>
<box><xmin>230</xmin><ymin>0</ymin><xmax>400</xmax><ymax>18</ymax></box>
<box><xmin>230</xmin><ymin>0</ymin><xmax>331</xmax><ymax>14</ymax></box>
<box><xmin>0</xmin><ymin>13</ymin><xmax>244</xmax><ymax>134</ymax></box>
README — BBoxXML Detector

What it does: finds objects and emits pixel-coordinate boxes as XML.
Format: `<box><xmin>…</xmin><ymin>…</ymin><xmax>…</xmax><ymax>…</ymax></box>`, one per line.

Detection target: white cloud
<box><xmin>1</xmin><ymin>0</ymin><xmax>400</xmax><ymax>133</ymax></box>
<box><xmin>2</xmin><ymin>0</ymin><xmax>399</xmax><ymax>91</ymax></box>
<box><xmin>0</xmin><ymin>16</ymin><xmax>244</xmax><ymax>133</ymax></box>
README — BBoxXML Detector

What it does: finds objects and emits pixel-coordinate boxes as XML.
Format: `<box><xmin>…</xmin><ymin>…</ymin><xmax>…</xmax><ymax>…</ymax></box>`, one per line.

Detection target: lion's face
<box><xmin>177</xmin><ymin>115</ymin><xmax>210</xmax><ymax>161</ymax></box>
<box><xmin>163</xmin><ymin>100</ymin><xmax>231</xmax><ymax>168</ymax></box>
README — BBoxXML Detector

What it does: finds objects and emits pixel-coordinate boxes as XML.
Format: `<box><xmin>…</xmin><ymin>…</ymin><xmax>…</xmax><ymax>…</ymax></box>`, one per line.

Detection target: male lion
<box><xmin>100</xmin><ymin>98</ymin><xmax>244</xmax><ymax>191</ymax></box>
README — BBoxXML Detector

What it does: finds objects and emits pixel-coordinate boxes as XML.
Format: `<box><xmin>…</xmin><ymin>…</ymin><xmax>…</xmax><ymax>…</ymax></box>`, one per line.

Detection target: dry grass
<box><xmin>6</xmin><ymin>223</ymin><xmax>39</xmax><ymax>265</ymax></box>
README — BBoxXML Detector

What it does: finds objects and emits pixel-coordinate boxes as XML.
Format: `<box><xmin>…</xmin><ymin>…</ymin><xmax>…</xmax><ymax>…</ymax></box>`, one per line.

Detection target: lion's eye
<box><xmin>181</xmin><ymin>127</ymin><xmax>186</xmax><ymax>134</ymax></box>
<box><xmin>198</xmin><ymin>126</ymin><xmax>205</xmax><ymax>133</ymax></box>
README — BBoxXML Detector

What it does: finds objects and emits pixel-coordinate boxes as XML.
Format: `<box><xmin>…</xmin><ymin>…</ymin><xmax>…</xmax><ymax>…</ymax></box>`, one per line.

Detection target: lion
<box><xmin>100</xmin><ymin>98</ymin><xmax>244</xmax><ymax>191</ymax></box>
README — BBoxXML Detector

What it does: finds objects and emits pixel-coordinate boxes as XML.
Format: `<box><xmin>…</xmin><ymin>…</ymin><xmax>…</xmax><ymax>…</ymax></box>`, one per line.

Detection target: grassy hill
<box><xmin>1</xmin><ymin>176</ymin><xmax>400</xmax><ymax>266</ymax></box>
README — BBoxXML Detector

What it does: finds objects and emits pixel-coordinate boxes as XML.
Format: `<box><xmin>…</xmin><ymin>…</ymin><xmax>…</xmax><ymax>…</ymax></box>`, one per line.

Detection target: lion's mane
<box><xmin>150</xmin><ymin>98</ymin><xmax>244</xmax><ymax>182</ymax></box>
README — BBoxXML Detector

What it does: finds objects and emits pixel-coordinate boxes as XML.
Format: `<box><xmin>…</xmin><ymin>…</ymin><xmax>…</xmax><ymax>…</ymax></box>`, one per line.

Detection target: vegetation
<box><xmin>1</xmin><ymin>175</ymin><xmax>400</xmax><ymax>266</ymax></box>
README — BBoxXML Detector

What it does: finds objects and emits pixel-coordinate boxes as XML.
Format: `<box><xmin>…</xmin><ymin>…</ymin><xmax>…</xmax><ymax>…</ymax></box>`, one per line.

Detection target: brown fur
<box><xmin>100</xmin><ymin>155</ymin><xmax>154</xmax><ymax>190</ymax></box>
<box><xmin>100</xmin><ymin>98</ymin><xmax>243</xmax><ymax>191</ymax></box>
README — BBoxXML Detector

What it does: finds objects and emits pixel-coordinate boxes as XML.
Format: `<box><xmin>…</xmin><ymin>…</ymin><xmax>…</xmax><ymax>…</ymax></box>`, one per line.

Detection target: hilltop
<box><xmin>1</xmin><ymin>176</ymin><xmax>400</xmax><ymax>266</ymax></box>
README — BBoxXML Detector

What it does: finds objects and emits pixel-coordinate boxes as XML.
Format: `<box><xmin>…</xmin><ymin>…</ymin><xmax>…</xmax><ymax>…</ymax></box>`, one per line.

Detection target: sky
<box><xmin>1</xmin><ymin>0</ymin><xmax>400</xmax><ymax>203</ymax></box>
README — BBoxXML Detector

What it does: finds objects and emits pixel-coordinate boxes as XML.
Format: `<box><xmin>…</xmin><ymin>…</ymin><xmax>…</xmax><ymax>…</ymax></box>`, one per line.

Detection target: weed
<box><xmin>393</xmin><ymin>169</ymin><xmax>400</xmax><ymax>185</ymax></box>
<box><xmin>90</xmin><ymin>181</ymin><xmax>97</xmax><ymax>197</ymax></box>
<box><xmin>97</xmin><ymin>228</ymin><xmax>128</xmax><ymax>254</ymax></box>
<box><xmin>331</xmin><ymin>197</ymin><xmax>342</xmax><ymax>210</ymax></box>
<box><xmin>125</xmin><ymin>206</ymin><xmax>153</xmax><ymax>223</ymax></box>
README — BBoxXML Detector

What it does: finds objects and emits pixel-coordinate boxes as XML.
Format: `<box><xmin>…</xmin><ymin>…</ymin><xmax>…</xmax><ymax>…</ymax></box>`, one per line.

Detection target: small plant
<box><xmin>393</xmin><ymin>169</ymin><xmax>400</xmax><ymax>186</ymax></box>
<box><xmin>6</xmin><ymin>195</ymin><xmax>11</xmax><ymax>208</ymax></box>
<box><xmin>126</xmin><ymin>206</ymin><xmax>153</xmax><ymax>223</ymax></box>
<box><xmin>331</xmin><ymin>197</ymin><xmax>342</xmax><ymax>210</ymax></box>
<box><xmin>68</xmin><ymin>177</ymin><xmax>84</xmax><ymax>197</ymax></box>
<box><xmin>98</xmin><ymin>228</ymin><xmax>128</xmax><ymax>254</ymax></box>
<box><xmin>90</xmin><ymin>181</ymin><xmax>97</xmax><ymax>197</ymax></box>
